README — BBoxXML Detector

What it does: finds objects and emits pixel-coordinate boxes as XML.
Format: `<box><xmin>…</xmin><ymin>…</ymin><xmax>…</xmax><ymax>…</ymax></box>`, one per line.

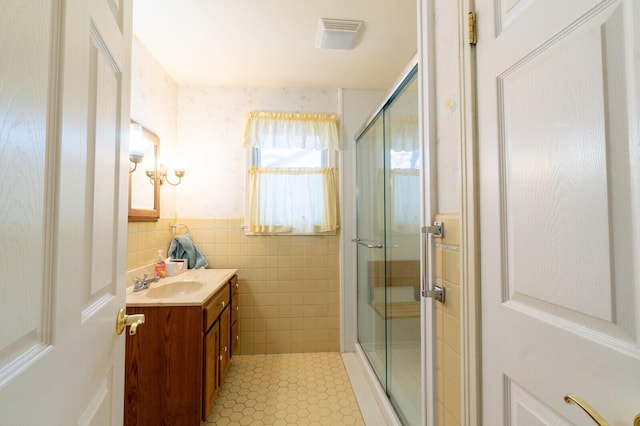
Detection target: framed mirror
<box><xmin>128</xmin><ymin>121</ymin><xmax>160</xmax><ymax>222</ymax></box>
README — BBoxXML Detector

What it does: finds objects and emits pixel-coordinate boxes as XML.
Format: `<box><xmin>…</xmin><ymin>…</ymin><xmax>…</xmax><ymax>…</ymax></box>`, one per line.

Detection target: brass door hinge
<box><xmin>468</xmin><ymin>11</ymin><xmax>477</xmax><ymax>45</ymax></box>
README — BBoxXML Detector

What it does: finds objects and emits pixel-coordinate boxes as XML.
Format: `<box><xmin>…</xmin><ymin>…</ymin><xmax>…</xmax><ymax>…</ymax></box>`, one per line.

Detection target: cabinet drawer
<box><xmin>230</xmin><ymin>275</ymin><xmax>239</xmax><ymax>296</ymax></box>
<box><xmin>203</xmin><ymin>286</ymin><xmax>229</xmax><ymax>332</ymax></box>
<box><xmin>231</xmin><ymin>293</ymin><xmax>239</xmax><ymax>324</ymax></box>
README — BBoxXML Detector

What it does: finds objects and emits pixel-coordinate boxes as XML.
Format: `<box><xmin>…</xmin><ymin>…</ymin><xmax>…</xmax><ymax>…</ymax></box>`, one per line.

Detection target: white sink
<box><xmin>146</xmin><ymin>281</ymin><xmax>204</xmax><ymax>299</ymax></box>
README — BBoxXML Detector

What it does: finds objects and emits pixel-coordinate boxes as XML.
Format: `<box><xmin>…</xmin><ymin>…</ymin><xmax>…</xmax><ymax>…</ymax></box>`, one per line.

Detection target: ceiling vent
<box><xmin>315</xmin><ymin>18</ymin><xmax>364</xmax><ymax>50</ymax></box>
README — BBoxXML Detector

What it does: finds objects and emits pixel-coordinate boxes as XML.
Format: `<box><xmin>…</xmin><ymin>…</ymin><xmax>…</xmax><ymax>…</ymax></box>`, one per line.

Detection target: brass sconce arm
<box><xmin>146</xmin><ymin>164</ymin><xmax>185</xmax><ymax>186</ymax></box>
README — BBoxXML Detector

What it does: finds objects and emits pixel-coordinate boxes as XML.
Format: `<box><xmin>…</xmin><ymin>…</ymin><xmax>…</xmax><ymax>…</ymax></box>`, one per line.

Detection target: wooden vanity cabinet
<box><xmin>125</xmin><ymin>274</ymin><xmax>238</xmax><ymax>425</ymax></box>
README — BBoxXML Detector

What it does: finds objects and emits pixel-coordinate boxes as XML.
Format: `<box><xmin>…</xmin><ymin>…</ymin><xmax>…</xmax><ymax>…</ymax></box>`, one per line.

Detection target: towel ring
<box><xmin>170</xmin><ymin>223</ymin><xmax>191</xmax><ymax>236</ymax></box>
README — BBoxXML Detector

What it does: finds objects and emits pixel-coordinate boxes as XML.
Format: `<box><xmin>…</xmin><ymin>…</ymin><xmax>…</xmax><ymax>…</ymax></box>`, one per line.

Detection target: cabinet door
<box><xmin>126</xmin><ymin>306</ymin><xmax>202</xmax><ymax>425</ymax></box>
<box><xmin>203</xmin><ymin>323</ymin><xmax>219</xmax><ymax>420</ymax></box>
<box><xmin>231</xmin><ymin>291</ymin><xmax>239</xmax><ymax>358</ymax></box>
<box><xmin>231</xmin><ymin>293</ymin><xmax>239</xmax><ymax>324</ymax></box>
<box><xmin>231</xmin><ymin>319</ymin><xmax>239</xmax><ymax>358</ymax></box>
<box><xmin>219</xmin><ymin>306</ymin><xmax>231</xmax><ymax>385</ymax></box>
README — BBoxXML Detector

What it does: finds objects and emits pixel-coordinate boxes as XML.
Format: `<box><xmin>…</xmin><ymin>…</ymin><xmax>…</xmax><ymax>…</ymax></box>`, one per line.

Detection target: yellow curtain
<box><xmin>242</xmin><ymin>111</ymin><xmax>340</xmax><ymax>151</ymax></box>
<box><xmin>247</xmin><ymin>167</ymin><xmax>337</xmax><ymax>234</ymax></box>
<box><xmin>389</xmin><ymin>169</ymin><xmax>420</xmax><ymax>232</ymax></box>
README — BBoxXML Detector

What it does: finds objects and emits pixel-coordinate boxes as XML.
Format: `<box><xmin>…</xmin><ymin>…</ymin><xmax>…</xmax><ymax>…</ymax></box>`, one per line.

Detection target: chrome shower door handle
<box><xmin>351</xmin><ymin>238</ymin><xmax>384</xmax><ymax>249</ymax></box>
<box><xmin>420</xmin><ymin>226</ymin><xmax>428</xmax><ymax>297</ymax></box>
<box><xmin>421</xmin><ymin>224</ymin><xmax>445</xmax><ymax>303</ymax></box>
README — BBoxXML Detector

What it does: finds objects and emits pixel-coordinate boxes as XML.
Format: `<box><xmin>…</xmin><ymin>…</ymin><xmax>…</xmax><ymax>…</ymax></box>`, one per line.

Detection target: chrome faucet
<box><xmin>133</xmin><ymin>273</ymin><xmax>159</xmax><ymax>292</ymax></box>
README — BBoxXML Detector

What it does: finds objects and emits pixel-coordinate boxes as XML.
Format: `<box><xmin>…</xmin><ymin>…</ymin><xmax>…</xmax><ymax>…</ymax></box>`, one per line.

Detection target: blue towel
<box><xmin>167</xmin><ymin>234</ymin><xmax>208</xmax><ymax>269</ymax></box>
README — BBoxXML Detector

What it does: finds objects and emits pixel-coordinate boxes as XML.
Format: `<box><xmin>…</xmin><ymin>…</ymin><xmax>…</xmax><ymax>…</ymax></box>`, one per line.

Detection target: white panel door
<box><xmin>0</xmin><ymin>0</ymin><xmax>132</xmax><ymax>424</ymax></box>
<box><xmin>477</xmin><ymin>0</ymin><xmax>640</xmax><ymax>424</ymax></box>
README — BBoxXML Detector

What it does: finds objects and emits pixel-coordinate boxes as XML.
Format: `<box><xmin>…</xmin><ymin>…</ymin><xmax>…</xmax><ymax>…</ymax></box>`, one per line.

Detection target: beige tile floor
<box><xmin>206</xmin><ymin>352</ymin><xmax>366</xmax><ymax>425</ymax></box>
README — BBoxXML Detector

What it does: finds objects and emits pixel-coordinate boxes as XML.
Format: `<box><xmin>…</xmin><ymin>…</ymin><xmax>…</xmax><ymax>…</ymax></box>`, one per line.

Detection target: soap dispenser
<box><xmin>154</xmin><ymin>250</ymin><xmax>166</xmax><ymax>279</ymax></box>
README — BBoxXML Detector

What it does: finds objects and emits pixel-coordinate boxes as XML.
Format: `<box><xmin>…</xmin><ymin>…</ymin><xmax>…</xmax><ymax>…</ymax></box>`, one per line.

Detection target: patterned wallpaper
<box><xmin>130</xmin><ymin>39</ymin><xmax>342</xmax><ymax>220</ymax></box>
<box><xmin>175</xmin><ymin>87</ymin><xmax>340</xmax><ymax>218</ymax></box>
<box><xmin>130</xmin><ymin>37</ymin><xmax>179</xmax><ymax>217</ymax></box>
<box><xmin>130</xmin><ymin>32</ymin><xmax>459</xmax><ymax>218</ymax></box>
<box><xmin>434</xmin><ymin>0</ymin><xmax>462</xmax><ymax>214</ymax></box>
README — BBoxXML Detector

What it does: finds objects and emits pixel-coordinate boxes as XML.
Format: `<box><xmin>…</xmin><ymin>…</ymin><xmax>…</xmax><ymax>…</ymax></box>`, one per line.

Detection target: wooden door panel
<box><xmin>0</xmin><ymin>0</ymin><xmax>54</xmax><ymax>375</ymax></box>
<box><xmin>0</xmin><ymin>1</ymin><xmax>131</xmax><ymax>424</ymax></box>
<box><xmin>507</xmin><ymin>379</ymin><xmax>572</xmax><ymax>425</ymax></box>
<box><xmin>78</xmin><ymin>376</ymin><xmax>115</xmax><ymax>425</ymax></box>
<box><xmin>478</xmin><ymin>0</ymin><xmax>640</xmax><ymax>423</ymax></box>
<box><xmin>498</xmin><ymin>2</ymin><xmax>636</xmax><ymax>342</ymax></box>
<box><xmin>498</xmin><ymin>6</ymin><xmax>630</xmax><ymax>331</ymax></box>
<box><xmin>86</xmin><ymin>22</ymin><xmax>121</xmax><ymax>306</ymax></box>
<box><xmin>496</xmin><ymin>0</ymin><xmax>535</xmax><ymax>33</ymax></box>
<box><xmin>78</xmin><ymin>6</ymin><xmax>129</xmax><ymax>424</ymax></box>
<box><xmin>103</xmin><ymin>0</ymin><xmax>125</xmax><ymax>32</ymax></box>
<box><xmin>0</xmin><ymin>1</ymin><xmax>53</xmax><ymax>381</ymax></box>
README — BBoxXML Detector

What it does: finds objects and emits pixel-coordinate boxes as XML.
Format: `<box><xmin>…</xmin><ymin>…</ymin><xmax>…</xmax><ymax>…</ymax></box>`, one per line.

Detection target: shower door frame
<box><xmin>417</xmin><ymin>0</ymin><xmax>438</xmax><ymax>423</ymax></box>
<box><xmin>350</xmin><ymin>46</ymin><xmax>437</xmax><ymax>424</ymax></box>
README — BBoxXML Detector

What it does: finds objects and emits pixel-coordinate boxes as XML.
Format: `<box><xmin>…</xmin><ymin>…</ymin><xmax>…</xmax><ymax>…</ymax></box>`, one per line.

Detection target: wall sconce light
<box><xmin>129</xmin><ymin>123</ymin><xmax>146</xmax><ymax>173</ymax></box>
<box><xmin>146</xmin><ymin>164</ymin><xmax>186</xmax><ymax>186</ymax></box>
<box><xmin>129</xmin><ymin>151</ymin><xmax>144</xmax><ymax>173</ymax></box>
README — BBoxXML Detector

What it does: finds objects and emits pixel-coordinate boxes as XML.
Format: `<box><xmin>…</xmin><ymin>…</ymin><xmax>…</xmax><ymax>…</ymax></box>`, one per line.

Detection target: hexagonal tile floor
<box><xmin>206</xmin><ymin>352</ymin><xmax>365</xmax><ymax>425</ymax></box>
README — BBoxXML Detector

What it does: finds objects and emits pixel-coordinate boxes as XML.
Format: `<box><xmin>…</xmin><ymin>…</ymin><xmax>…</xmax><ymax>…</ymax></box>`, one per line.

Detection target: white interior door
<box><xmin>0</xmin><ymin>0</ymin><xmax>132</xmax><ymax>424</ymax></box>
<box><xmin>477</xmin><ymin>0</ymin><xmax>640</xmax><ymax>424</ymax></box>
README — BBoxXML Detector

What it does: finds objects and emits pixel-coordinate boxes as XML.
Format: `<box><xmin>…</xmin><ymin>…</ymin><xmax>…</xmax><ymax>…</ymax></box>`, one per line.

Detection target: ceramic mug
<box><xmin>165</xmin><ymin>259</ymin><xmax>186</xmax><ymax>277</ymax></box>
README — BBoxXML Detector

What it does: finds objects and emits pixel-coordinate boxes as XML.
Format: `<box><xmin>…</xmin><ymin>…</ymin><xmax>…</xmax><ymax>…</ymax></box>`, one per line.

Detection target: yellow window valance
<box><xmin>242</xmin><ymin>111</ymin><xmax>340</xmax><ymax>151</ymax></box>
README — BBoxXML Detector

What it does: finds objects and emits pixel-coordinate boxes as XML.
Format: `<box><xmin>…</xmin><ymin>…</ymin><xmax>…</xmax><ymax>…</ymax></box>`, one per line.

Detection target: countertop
<box><xmin>126</xmin><ymin>268</ymin><xmax>237</xmax><ymax>307</ymax></box>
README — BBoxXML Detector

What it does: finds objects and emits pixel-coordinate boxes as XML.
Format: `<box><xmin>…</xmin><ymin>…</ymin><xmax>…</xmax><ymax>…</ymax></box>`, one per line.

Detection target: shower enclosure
<box><xmin>354</xmin><ymin>65</ymin><xmax>423</xmax><ymax>424</ymax></box>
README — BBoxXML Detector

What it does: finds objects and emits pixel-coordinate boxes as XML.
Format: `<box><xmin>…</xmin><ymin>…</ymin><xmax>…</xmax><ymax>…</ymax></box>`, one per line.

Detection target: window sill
<box><xmin>241</xmin><ymin>224</ymin><xmax>339</xmax><ymax>236</ymax></box>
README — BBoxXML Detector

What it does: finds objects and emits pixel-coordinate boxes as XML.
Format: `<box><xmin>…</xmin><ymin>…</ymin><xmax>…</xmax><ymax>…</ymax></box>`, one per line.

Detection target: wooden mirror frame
<box><xmin>128</xmin><ymin>121</ymin><xmax>160</xmax><ymax>222</ymax></box>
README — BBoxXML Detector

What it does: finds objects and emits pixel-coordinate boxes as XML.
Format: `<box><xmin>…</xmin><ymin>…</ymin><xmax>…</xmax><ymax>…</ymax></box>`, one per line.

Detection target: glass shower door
<box><xmin>355</xmin><ymin>66</ymin><xmax>422</xmax><ymax>425</ymax></box>
<box><xmin>385</xmin><ymin>71</ymin><xmax>421</xmax><ymax>425</ymax></box>
<box><xmin>355</xmin><ymin>113</ymin><xmax>387</xmax><ymax>389</ymax></box>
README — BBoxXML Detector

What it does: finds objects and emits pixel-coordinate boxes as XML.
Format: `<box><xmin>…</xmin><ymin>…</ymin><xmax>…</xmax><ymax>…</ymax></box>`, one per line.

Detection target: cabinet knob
<box><xmin>219</xmin><ymin>355</ymin><xmax>223</xmax><ymax>361</ymax></box>
<box><xmin>234</xmin><ymin>283</ymin><xmax>239</xmax><ymax>289</ymax></box>
<box><xmin>223</xmin><ymin>346</ymin><xmax>228</xmax><ymax>352</ymax></box>
<box><xmin>236</xmin><ymin>336</ymin><xmax>240</xmax><ymax>341</ymax></box>
<box><xmin>236</xmin><ymin>306</ymin><xmax>239</xmax><ymax>312</ymax></box>
<box><xmin>221</xmin><ymin>301</ymin><xmax>226</xmax><ymax>307</ymax></box>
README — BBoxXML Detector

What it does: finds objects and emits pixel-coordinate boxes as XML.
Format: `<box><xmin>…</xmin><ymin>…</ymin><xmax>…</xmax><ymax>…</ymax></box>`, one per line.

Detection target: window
<box><xmin>255</xmin><ymin>147</ymin><xmax>326</xmax><ymax>168</ymax></box>
<box><xmin>243</xmin><ymin>112</ymin><xmax>339</xmax><ymax>235</ymax></box>
<box><xmin>388</xmin><ymin>115</ymin><xmax>420</xmax><ymax>232</ymax></box>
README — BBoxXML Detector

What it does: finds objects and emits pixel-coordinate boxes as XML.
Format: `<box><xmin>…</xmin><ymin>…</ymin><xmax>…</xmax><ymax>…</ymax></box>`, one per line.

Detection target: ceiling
<box><xmin>132</xmin><ymin>0</ymin><xmax>418</xmax><ymax>90</ymax></box>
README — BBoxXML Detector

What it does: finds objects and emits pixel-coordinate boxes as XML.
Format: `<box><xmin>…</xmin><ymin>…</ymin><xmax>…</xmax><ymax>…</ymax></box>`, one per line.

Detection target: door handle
<box><xmin>116</xmin><ymin>308</ymin><xmax>145</xmax><ymax>336</ymax></box>
<box><xmin>351</xmin><ymin>238</ymin><xmax>383</xmax><ymax>249</ymax></box>
<box><xmin>421</xmin><ymin>224</ymin><xmax>445</xmax><ymax>303</ymax></box>
<box><xmin>564</xmin><ymin>394</ymin><xmax>608</xmax><ymax>426</ymax></box>
<box><xmin>564</xmin><ymin>394</ymin><xmax>640</xmax><ymax>426</ymax></box>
